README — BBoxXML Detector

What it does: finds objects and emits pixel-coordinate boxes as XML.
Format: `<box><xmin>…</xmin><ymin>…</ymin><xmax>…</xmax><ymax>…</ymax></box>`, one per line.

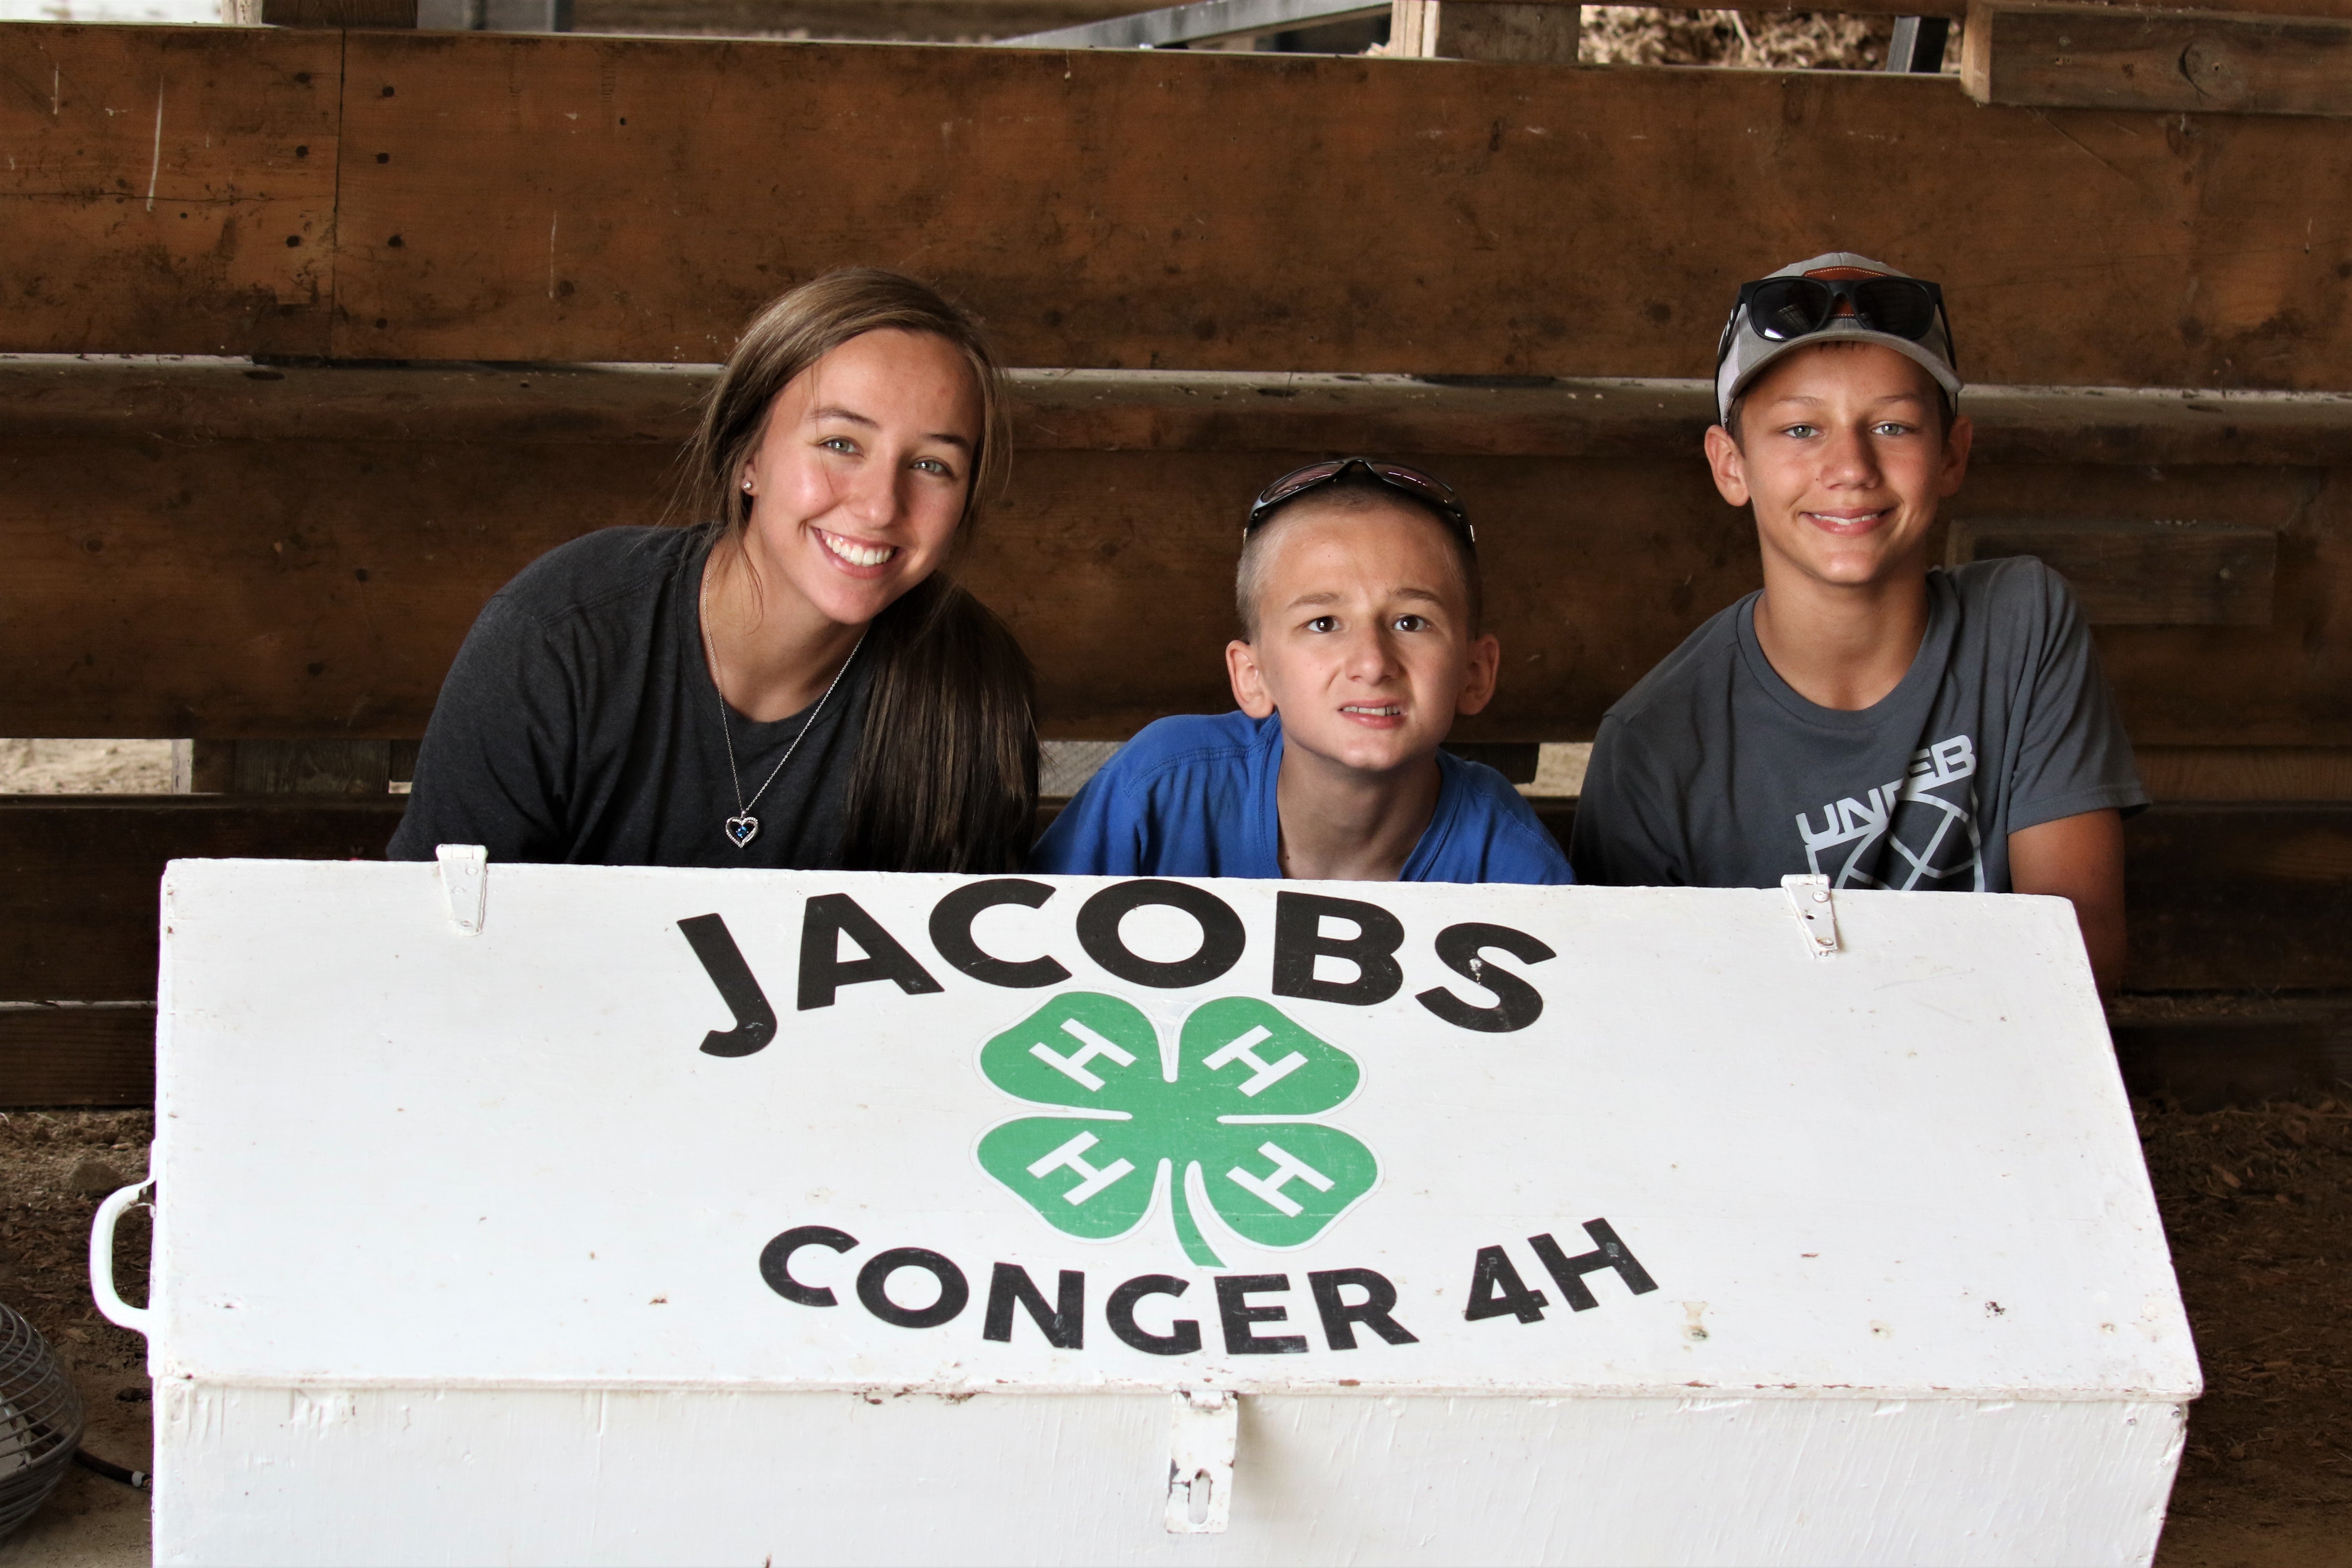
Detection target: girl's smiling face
<box><xmin>737</xmin><ymin>328</ymin><xmax>983</xmax><ymax>630</ymax></box>
<box><xmin>1706</xmin><ymin>340</ymin><xmax>1972</xmax><ymax>592</ymax></box>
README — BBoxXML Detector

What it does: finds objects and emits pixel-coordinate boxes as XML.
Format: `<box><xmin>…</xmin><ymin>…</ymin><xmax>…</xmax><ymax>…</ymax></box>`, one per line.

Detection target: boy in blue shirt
<box><xmin>1031</xmin><ymin>458</ymin><xmax>1573</xmax><ymax>884</ymax></box>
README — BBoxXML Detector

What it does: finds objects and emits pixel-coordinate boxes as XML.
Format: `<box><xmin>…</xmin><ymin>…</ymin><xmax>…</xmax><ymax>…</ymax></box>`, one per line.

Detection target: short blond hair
<box><xmin>1235</xmin><ymin>478</ymin><xmax>1482</xmax><ymax>638</ymax></box>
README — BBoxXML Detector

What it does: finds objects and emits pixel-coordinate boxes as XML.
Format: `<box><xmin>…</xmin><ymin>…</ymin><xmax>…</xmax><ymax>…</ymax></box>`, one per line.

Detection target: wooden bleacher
<box><xmin>1</xmin><ymin>17</ymin><xmax>2347</xmax><ymax>1108</ymax></box>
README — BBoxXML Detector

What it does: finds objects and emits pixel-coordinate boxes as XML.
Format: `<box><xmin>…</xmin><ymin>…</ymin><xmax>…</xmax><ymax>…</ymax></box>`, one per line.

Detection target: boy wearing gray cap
<box><xmin>1569</xmin><ymin>253</ymin><xmax>2144</xmax><ymax>990</ymax></box>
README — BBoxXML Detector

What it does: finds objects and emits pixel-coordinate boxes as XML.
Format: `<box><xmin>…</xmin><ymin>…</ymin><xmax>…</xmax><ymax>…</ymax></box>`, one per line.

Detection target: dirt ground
<box><xmin>0</xmin><ymin>1111</ymin><xmax>152</xmax><ymax>1567</ymax></box>
<box><xmin>2137</xmin><ymin>1097</ymin><xmax>2352</xmax><ymax>1568</ymax></box>
<box><xmin>1</xmin><ymin>1098</ymin><xmax>2346</xmax><ymax>1561</ymax></box>
<box><xmin>0</xmin><ymin>740</ymin><xmax>172</xmax><ymax>795</ymax></box>
<box><xmin>1579</xmin><ymin>6</ymin><xmax>1904</xmax><ymax>70</ymax></box>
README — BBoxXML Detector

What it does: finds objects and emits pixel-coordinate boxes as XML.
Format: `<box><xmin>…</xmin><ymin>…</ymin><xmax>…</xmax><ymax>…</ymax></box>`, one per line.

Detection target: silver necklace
<box><xmin>701</xmin><ymin>600</ymin><xmax>864</xmax><ymax>851</ymax></box>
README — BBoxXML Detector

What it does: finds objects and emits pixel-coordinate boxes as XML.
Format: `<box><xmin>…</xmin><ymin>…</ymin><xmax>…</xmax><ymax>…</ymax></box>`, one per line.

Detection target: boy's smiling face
<box><xmin>1225</xmin><ymin>497</ymin><xmax>1500</xmax><ymax>778</ymax></box>
<box><xmin>1704</xmin><ymin>340</ymin><xmax>1972</xmax><ymax>591</ymax></box>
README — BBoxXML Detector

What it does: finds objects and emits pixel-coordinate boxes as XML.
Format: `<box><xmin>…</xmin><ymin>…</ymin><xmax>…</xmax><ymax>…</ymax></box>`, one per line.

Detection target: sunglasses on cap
<box><xmin>1245</xmin><ymin>457</ymin><xmax>1475</xmax><ymax>545</ymax></box>
<box><xmin>1716</xmin><ymin>275</ymin><xmax>1954</xmax><ymax>369</ymax></box>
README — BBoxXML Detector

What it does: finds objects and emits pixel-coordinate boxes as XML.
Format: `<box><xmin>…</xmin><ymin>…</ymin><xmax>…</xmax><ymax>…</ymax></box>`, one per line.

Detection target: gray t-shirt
<box><xmin>1570</xmin><ymin>557</ymin><xmax>2146</xmax><ymax>891</ymax></box>
<box><xmin>387</xmin><ymin>526</ymin><xmax>872</xmax><ymax>868</ymax></box>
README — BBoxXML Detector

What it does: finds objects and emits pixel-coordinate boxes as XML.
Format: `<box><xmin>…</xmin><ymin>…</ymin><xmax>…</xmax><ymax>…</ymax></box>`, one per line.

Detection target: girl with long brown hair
<box><xmin>389</xmin><ymin>269</ymin><xmax>1037</xmax><ymax>872</ymax></box>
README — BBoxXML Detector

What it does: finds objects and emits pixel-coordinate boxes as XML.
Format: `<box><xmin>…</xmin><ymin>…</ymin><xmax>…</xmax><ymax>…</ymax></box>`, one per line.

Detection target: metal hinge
<box><xmin>1165</xmin><ymin>1389</ymin><xmax>1237</xmax><ymax>1533</ymax></box>
<box><xmin>438</xmin><ymin>844</ymin><xmax>488</xmax><ymax>936</ymax></box>
<box><xmin>1782</xmin><ymin>873</ymin><xmax>1838</xmax><ymax>957</ymax></box>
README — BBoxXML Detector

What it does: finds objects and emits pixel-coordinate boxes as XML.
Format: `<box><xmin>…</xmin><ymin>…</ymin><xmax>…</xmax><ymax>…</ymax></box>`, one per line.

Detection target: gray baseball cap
<box><xmin>1714</xmin><ymin>252</ymin><xmax>1961</xmax><ymax>425</ymax></box>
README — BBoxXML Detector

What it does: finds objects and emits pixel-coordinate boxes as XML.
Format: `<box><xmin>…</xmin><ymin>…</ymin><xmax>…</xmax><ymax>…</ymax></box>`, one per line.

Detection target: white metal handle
<box><xmin>89</xmin><ymin>1178</ymin><xmax>155</xmax><ymax>1335</ymax></box>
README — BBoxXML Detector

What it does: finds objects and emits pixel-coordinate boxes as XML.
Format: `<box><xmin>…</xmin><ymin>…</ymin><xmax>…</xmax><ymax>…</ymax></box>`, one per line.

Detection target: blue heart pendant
<box><xmin>725</xmin><ymin>815</ymin><xmax>760</xmax><ymax>848</ymax></box>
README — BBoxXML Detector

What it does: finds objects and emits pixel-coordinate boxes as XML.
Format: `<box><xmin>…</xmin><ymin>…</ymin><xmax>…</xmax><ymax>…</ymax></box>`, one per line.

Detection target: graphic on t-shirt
<box><xmin>1794</xmin><ymin>735</ymin><xmax>1984</xmax><ymax>891</ymax></box>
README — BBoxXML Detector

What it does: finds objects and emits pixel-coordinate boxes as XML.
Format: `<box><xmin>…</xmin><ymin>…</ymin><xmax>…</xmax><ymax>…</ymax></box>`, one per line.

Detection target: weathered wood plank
<box><xmin>1</xmin><ymin>799</ymin><xmax>2345</xmax><ymax>1007</ymax></box>
<box><xmin>2120</xmin><ymin>805</ymin><xmax>2352</xmax><ymax>991</ymax></box>
<box><xmin>1963</xmin><ymin>0</ymin><xmax>2352</xmax><ymax>118</ymax></box>
<box><xmin>0</xmin><ymin>796</ymin><xmax>407</xmax><ymax>1002</ymax></box>
<box><xmin>0</xmin><ymin>1005</ymin><xmax>153</xmax><ymax>1107</ymax></box>
<box><xmin>2107</xmin><ymin>994</ymin><xmax>2352</xmax><ymax>1109</ymax></box>
<box><xmin>20</xmin><ymin>995</ymin><xmax>2350</xmax><ymax>1112</ymax></box>
<box><xmin>22</xmin><ymin>994</ymin><xmax>2349</xmax><ymax>1109</ymax></box>
<box><xmin>1524</xmin><ymin>802</ymin><xmax>2352</xmax><ymax>992</ymax></box>
<box><xmin>0</xmin><ymin>25</ymin><xmax>342</xmax><ymax>357</ymax></box>
<box><xmin>185</xmin><ymin>738</ymin><xmax>395</xmax><ymax>793</ymax></box>
<box><xmin>1015</xmin><ymin>375</ymin><xmax>2352</xmax><ymax>468</ymax></box>
<box><xmin>7</xmin><ymin>26</ymin><xmax>2352</xmax><ymax>375</ymax></box>
<box><xmin>5</xmin><ymin>435</ymin><xmax>2343</xmax><ymax>742</ymax></box>
<box><xmin>12</xmin><ymin>359</ymin><xmax>2352</xmax><ymax>467</ymax></box>
<box><xmin>2138</xmin><ymin>746</ymin><xmax>2352</xmax><ymax>800</ymax></box>
<box><xmin>310</xmin><ymin>30</ymin><xmax>2352</xmax><ymax>385</ymax></box>
<box><xmin>1949</xmin><ymin>520</ymin><xmax>2277</xmax><ymax>625</ymax></box>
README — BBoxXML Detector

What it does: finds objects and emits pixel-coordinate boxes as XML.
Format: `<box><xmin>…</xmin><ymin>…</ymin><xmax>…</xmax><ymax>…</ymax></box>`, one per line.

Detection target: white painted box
<box><xmin>95</xmin><ymin>861</ymin><xmax>2199</xmax><ymax>1565</ymax></box>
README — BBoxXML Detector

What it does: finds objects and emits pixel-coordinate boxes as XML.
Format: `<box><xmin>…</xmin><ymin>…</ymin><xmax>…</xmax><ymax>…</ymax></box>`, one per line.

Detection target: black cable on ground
<box><xmin>71</xmin><ymin>1449</ymin><xmax>150</xmax><ymax>1491</ymax></box>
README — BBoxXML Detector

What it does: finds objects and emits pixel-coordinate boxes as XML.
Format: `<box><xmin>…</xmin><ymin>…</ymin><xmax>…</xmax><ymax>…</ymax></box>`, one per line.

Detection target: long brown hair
<box><xmin>678</xmin><ymin>268</ymin><xmax>1037</xmax><ymax>873</ymax></box>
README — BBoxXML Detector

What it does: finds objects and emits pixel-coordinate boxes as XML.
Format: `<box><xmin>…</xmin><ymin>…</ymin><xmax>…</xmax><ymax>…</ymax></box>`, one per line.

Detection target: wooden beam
<box><xmin>315</xmin><ymin>30</ymin><xmax>2352</xmax><ymax>383</ymax></box>
<box><xmin>0</xmin><ymin>800</ymin><xmax>2344</xmax><ymax>1012</ymax></box>
<box><xmin>2120</xmin><ymin>805</ymin><xmax>2352</xmax><ymax>990</ymax></box>
<box><xmin>0</xmin><ymin>1005</ymin><xmax>154</xmax><ymax>1108</ymax></box>
<box><xmin>1520</xmin><ymin>802</ymin><xmax>2352</xmax><ymax>993</ymax></box>
<box><xmin>12</xmin><ymin>26</ymin><xmax>2352</xmax><ymax>383</ymax></box>
<box><xmin>9</xmin><ymin>358</ymin><xmax>2352</xmax><ymax>464</ymax></box>
<box><xmin>0</xmin><ymin>27</ymin><xmax>342</xmax><ymax>358</ymax></box>
<box><xmin>2107</xmin><ymin>994</ymin><xmax>2352</xmax><ymax>1109</ymax></box>
<box><xmin>18</xmin><ymin>976</ymin><xmax>2352</xmax><ymax>1114</ymax></box>
<box><xmin>2</xmin><ymin>361</ymin><xmax>2348</xmax><ymax>743</ymax></box>
<box><xmin>183</xmin><ymin>739</ymin><xmax>396</xmax><ymax>793</ymax></box>
<box><xmin>20</xmin><ymin>983</ymin><xmax>2352</xmax><ymax>1112</ymax></box>
<box><xmin>3</xmin><ymin>435</ymin><xmax>2341</xmax><ymax>743</ymax></box>
<box><xmin>1948</xmin><ymin>520</ymin><xmax>2277</xmax><ymax>625</ymax></box>
<box><xmin>1963</xmin><ymin>0</ymin><xmax>2352</xmax><ymax>118</ymax></box>
<box><xmin>2137</xmin><ymin>746</ymin><xmax>2352</xmax><ymax>800</ymax></box>
<box><xmin>0</xmin><ymin>797</ymin><xmax>407</xmax><ymax>1002</ymax></box>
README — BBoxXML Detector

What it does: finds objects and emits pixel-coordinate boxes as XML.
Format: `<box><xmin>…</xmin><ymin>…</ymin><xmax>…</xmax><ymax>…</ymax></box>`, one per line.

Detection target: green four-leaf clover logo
<box><xmin>975</xmin><ymin>992</ymin><xmax>1378</xmax><ymax>1268</ymax></box>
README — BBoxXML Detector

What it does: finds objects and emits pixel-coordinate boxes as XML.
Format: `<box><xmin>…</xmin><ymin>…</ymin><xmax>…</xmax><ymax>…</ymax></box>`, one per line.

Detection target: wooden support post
<box><xmin>1389</xmin><ymin>0</ymin><xmax>1578</xmax><ymax>62</ymax></box>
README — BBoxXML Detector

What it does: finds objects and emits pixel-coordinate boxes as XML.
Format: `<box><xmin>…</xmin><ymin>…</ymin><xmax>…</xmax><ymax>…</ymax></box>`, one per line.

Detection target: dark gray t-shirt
<box><xmin>387</xmin><ymin>526</ymin><xmax>873</xmax><ymax>868</ymax></box>
<box><xmin>1570</xmin><ymin>557</ymin><xmax>2146</xmax><ymax>891</ymax></box>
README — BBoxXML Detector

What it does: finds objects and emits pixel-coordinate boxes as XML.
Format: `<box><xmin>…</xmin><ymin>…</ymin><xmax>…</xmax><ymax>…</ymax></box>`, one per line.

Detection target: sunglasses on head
<box><xmin>1717</xmin><ymin>275</ymin><xmax>1953</xmax><ymax>369</ymax></box>
<box><xmin>1246</xmin><ymin>457</ymin><xmax>1475</xmax><ymax>545</ymax></box>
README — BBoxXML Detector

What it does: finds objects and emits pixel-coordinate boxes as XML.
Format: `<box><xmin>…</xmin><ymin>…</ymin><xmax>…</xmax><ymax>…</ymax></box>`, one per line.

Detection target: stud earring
<box><xmin>741</xmin><ymin>480</ymin><xmax>753</xmax><ymax>493</ymax></box>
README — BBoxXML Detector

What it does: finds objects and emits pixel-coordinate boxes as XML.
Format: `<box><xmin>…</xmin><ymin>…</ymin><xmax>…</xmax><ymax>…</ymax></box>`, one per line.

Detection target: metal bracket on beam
<box><xmin>438</xmin><ymin>844</ymin><xmax>488</xmax><ymax>937</ymax></box>
<box><xmin>1783</xmin><ymin>874</ymin><xmax>1838</xmax><ymax>958</ymax></box>
<box><xmin>1884</xmin><ymin>15</ymin><xmax>1951</xmax><ymax>72</ymax></box>
<box><xmin>1165</xmin><ymin>1389</ymin><xmax>1237</xmax><ymax>1533</ymax></box>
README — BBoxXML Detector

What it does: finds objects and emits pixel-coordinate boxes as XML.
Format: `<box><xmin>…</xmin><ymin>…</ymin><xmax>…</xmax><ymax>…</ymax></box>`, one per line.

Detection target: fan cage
<box><xmin>0</xmin><ymin>1302</ymin><xmax>86</xmax><ymax>1539</ymax></box>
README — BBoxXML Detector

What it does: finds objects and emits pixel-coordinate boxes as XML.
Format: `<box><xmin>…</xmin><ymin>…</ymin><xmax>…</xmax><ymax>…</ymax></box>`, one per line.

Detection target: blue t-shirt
<box><xmin>1029</xmin><ymin>711</ymin><xmax>1574</xmax><ymax>884</ymax></box>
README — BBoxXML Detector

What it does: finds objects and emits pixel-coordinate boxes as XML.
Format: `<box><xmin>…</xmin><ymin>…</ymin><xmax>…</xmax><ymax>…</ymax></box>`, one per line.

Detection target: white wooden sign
<box><xmin>104</xmin><ymin>861</ymin><xmax>2200</xmax><ymax>1565</ymax></box>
